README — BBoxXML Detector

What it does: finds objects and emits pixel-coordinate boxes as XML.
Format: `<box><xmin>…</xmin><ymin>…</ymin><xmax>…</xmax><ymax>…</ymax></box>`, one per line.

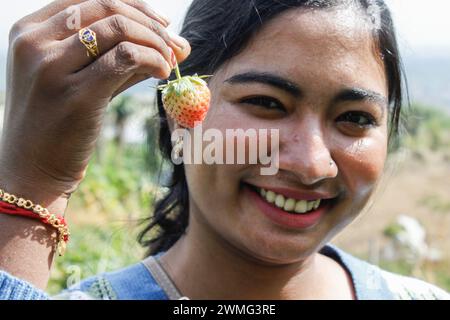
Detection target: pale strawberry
<box><xmin>158</xmin><ymin>64</ymin><xmax>211</xmax><ymax>129</ymax></box>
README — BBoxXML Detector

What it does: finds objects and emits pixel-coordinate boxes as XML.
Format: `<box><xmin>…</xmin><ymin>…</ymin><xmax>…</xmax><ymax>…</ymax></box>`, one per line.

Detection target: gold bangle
<box><xmin>0</xmin><ymin>187</ymin><xmax>70</xmax><ymax>256</ymax></box>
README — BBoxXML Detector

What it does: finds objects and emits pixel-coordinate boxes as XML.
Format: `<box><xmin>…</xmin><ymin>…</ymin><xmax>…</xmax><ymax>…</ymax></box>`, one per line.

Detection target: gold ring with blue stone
<box><xmin>78</xmin><ymin>28</ymin><xmax>99</xmax><ymax>58</ymax></box>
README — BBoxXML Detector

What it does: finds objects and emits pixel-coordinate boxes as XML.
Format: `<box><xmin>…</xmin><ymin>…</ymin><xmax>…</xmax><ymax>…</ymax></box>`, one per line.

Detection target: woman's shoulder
<box><xmin>378</xmin><ymin>269</ymin><xmax>450</xmax><ymax>300</ymax></box>
<box><xmin>324</xmin><ymin>245</ymin><xmax>450</xmax><ymax>300</ymax></box>
<box><xmin>55</xmin><ymin>258</ymin><xmax>169</xmax><ymax>300</ymax></box>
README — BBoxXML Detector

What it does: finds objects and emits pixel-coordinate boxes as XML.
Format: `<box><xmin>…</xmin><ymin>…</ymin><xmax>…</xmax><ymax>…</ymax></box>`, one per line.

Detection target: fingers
<box><xmin>56</xmin><ymin>15</ymin><xmax>175</xmax><ymax>72</ymax></box>
<box><xmin>10</xmin><ymin>0</ymin><xmax>170</xmax><ymax>43</ymax></box>
<box><xmin>19</xmin><ymin>0</ymin><xmax>169</xmax><ymax>27</ymax></box>
<box><xmin>9</xmin><ymin>0</ymin><xmax>191</xmax><ymax>102</ymax></box>
<box><xmin>72</xmin><ymin>42</ymin><xmax>172</xmax><ymax>100</ymax></box>
<box><xmin>45</xmin><ymin>0</ymin><xmax>170</xmax><ymax>40</ymax></box>
<box><xmin>38</xmin><ymin>0</ymin><xmax>190</xmax><ymax>72</ymax></box>
<box><xmin>13</xmin><ymin>0</ymin><xmax>87</xmax><ymax>26</ymax></box>
<box><xmin>121</xmin><ymin>0</ymin><xmax>171</xmax><ymax>27</ymax></box>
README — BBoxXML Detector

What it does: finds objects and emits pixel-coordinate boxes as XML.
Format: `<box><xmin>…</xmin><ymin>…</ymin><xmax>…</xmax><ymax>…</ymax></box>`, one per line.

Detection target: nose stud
<box><xmin>330</xmin><ymin>160</ymin><xmax>335</xmax><ymax>167</ymax></box>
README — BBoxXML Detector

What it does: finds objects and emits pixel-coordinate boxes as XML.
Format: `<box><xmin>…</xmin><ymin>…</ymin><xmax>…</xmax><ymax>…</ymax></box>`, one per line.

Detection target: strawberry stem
<box><xmin>174</xmin><ymin>63</ymin><xmax>182</xmax><ymax>81</ymax></box>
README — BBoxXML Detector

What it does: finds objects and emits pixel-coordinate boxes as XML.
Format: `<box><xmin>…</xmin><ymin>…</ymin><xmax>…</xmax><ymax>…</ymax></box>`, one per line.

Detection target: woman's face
<box><xmin>184</xmin><ymin>7</ymin><xmax>389</xmax><ymax>264</ymax></box>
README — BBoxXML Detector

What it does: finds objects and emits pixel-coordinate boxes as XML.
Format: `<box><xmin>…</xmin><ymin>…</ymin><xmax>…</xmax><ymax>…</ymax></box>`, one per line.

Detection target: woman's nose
<box><xmin>278</xmin><ymin>127</ymin><xmax>338</xmax><ymax>186</ymax></box>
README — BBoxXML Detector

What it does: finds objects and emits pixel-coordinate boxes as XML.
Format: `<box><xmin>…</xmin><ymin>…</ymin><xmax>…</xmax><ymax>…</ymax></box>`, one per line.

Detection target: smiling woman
<box><xmin>0</xmin><ymin>0</ymin><xmax>449</xmax><ymax>300</ymax></box>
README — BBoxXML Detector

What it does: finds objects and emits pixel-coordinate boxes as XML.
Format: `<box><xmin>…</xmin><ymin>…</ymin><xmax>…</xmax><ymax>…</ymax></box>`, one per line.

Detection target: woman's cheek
<box><xmin>334</xmin><ymin>134</ymin><xmax>387</xmax><ymax>201</ymax></box>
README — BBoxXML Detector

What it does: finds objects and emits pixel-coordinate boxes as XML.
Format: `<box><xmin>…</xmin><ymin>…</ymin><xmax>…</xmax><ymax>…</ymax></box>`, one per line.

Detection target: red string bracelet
<box><xmin>0</xmin><ymin>188</ymin><xmax>70</xmax><ymax>256</ymax></box>
<box><xmin>0</xmin><ymin>201</ymin><xmax>38</xmax><ymax>219</ymax></box>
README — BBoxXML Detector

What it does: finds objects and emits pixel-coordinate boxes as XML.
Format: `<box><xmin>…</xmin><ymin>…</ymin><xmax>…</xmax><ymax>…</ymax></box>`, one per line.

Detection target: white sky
<box><xmin>0</xmin><ymin>0</ymin><xmax>449</xmax><ymax>52</ymax></box>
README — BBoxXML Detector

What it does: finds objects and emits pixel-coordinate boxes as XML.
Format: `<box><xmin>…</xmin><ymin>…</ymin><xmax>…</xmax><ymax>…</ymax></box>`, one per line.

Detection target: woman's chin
<box><xmin>227</xmin><ymin>216</ymin><xmax>325</xmax><ymax>265</ymax></box>
<box><xmin>239</xmin><ymin>239</ymin><xmax>320</xmax><ymax>266</ymax></box>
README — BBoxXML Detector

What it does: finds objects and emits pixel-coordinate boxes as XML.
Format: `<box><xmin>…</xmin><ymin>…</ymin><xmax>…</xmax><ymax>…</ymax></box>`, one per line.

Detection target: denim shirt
<box><xmin>1</xmin><ymin>244</ymin><xmax>449</xmax><ymax>300</ymax></box>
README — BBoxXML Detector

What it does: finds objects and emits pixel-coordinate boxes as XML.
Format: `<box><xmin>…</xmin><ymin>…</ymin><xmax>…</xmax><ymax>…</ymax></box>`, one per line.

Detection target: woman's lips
<box><xmin>244</xmin><ymin>184</ymin><xmax>334</xmax><ymax>230</ymax></box>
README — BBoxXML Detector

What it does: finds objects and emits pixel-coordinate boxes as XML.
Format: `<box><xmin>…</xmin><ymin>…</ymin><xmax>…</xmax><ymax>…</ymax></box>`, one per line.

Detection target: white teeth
<box><xmin>265</xmin><ymin>191</ymin><xmax>276</xmax><ymax>203</ymax></box>
<box><xmin>283</xmin><ymin>198</ymin><xmax>296</xmax><ymax>212</ymax></box>
<box><xmin>259</xmin><ymin>188</ymin><xmax>322</xmax><ymax>214</ymax></box>
<box><xmin>275</xmin><ymin>194</ymin><xmax>285</xmax><ymax>208</ymax></box>
<box><xmin>313</xmin><ymin>199</ymin><xmax>321</xmax><ymax>210</ymax></box>
<box><xmin>294</xmin><ymin>200</ymin><xmax>308</xmax><ymax>214</ymax></box>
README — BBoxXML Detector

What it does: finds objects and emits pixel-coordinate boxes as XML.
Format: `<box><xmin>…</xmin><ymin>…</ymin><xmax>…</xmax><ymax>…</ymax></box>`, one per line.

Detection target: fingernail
<box><xmin>168</xmin><ymin>30</ymin><xmax>188</xmax><ymax>51</ymax></box>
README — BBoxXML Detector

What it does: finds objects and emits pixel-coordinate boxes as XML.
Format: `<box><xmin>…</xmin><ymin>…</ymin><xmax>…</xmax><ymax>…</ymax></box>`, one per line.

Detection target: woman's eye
<box><xmin>336</xmin><ymin>111</ymin><xmax>377</xmax><ymax>128</ymax></box>
<box><xmin>240</xmin><ymin>96</ymin><xmax>286</xmax><ymax>111</ymax></box>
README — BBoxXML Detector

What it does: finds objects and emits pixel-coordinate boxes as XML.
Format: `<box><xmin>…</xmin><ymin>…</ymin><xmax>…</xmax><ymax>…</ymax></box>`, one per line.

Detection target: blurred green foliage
<box><xmin>48</xmin><ymin>140</ymin><xmax>161</xmax><ymax>294</ymax></box>
<box><xmin>400</xmin><ymin>104</ymin><xmax>450</xmax><ymax>151</ymax></box>
<box><xmin>420</xmin><ymin>194</ymin><xmax>450</xmax><ymax>214</ymax></box>
<box><xmin>383</xmin><ymin>222</ymin><xmax>406</xmax><ymax>238</ymax></box>
<box><xmin>48</xmin><ymin>223</ymin><xmax>145</xmax><ymax>295</ymax></box>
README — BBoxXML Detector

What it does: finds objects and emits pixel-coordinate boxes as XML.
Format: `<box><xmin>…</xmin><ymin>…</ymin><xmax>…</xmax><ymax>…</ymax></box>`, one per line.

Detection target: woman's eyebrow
<box><xmin>224</xmin><ymin>71</ymin><xmax>301</xmax><ymax>97</ymax></box>
<box><xmin>224</xmin><ymin>72</ymin><xmax>388</xmax><ymax>114</ymax></box>
<box><xmin>333</xmin><ymin>88</ymin><xmax>388</xmax><ymax>116</ymax></box>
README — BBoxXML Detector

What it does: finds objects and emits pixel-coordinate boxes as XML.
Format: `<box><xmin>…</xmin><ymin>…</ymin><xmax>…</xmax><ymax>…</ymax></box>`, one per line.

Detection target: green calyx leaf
<box><xmin>157</xmin><ymin>62</ymin><xmax>213</xmax><ymax>96</ymax></box>
<box><xmin>160</xmin><ymin>78</ymin><xmax>192</xmax><ymax>97</ymax></box>
<box><xmin>159</xmin><ymin>75</ymin><xmax>212</xmax><ymax>97</ymax></box>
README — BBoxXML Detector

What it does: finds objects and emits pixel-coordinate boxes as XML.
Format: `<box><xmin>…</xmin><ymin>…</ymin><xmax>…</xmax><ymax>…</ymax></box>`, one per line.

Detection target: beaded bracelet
<box><xmin>0</xmin><ymin>188</ymin><xmax>70</xmax><ymax>256</ymax></box>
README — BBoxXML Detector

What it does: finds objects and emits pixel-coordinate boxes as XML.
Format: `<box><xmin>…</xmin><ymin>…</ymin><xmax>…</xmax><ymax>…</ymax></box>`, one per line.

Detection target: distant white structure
<box><xmin>382</xmin><ymin>215</ymin><xmax>442</xmax><ymax>264</ymax></box>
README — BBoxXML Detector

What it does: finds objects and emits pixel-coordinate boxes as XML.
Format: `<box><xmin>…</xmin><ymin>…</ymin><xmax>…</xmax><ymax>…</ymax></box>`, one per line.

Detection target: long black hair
<box><xmin>138</xmin><ymin>0</ymin><xmax>406</xmax><ymax>256</ymax></box>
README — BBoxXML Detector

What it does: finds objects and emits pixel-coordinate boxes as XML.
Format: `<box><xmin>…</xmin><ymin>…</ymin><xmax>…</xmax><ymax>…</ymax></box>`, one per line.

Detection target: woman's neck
<box><xmin>159</xmin><ymin>210</ymin><xmax>334</xmax><ymax>300</ymax></box>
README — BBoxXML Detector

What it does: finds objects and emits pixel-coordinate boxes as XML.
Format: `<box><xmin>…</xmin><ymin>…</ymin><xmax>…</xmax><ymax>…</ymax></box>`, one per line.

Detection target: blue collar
<box><xmin>102</xmin><ymin>244</ymin><xmax>395</xmax><ymax>300</ymax></box>
<box><xmin>320</xmin><ymin>244</ymin><xmax>395</xmax><ymax>300</ymax></box>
